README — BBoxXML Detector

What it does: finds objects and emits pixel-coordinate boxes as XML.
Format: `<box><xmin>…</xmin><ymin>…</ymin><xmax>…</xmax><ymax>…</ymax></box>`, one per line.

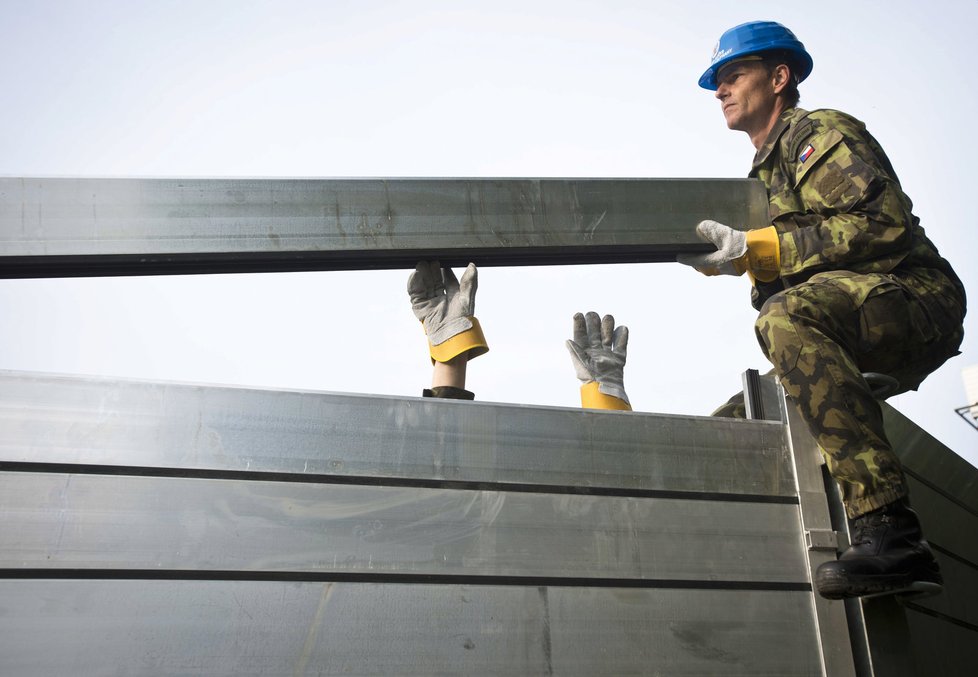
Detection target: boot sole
<box><xmin>862</xmin><ymin>580</ymin><xmax>944</xmax><ymax>601</ymax></box>
<box><xmin>816</xmin><ymin>568</ymin><xmax>943</xmax><ymax>600</ymax></box>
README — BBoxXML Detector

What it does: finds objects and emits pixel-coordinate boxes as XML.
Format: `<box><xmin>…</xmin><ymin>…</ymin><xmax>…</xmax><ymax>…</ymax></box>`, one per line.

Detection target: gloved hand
<box><xmin>408</xmin><ymin>261</ymin><xmax>488</xmax><ymax>362</ymax></box>
<box><xmin>676</xmin><ymin>219</ymin><xmax>748</xmax><ymax>276</ymax></box>
<box><xmin>566</xmin><ymin>311</ymin><xmax>630</xmax><ymax>406</ymax></box>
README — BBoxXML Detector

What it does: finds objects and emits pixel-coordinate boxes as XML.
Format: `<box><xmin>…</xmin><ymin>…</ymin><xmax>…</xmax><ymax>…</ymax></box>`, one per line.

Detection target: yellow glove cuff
<box><xmin>745</xmin><ymin>226</ymin><xmax>781</xmax><ymax>283</ymax></box>
<box><xmin>580</xmin><ymin>381</ymin><xmax>631</xmax><ymax>411</ymax></box>
<box><xmin>429</xmin><ymin>317</ymin><xmax>489</xmax><ymax>363</ymax></box>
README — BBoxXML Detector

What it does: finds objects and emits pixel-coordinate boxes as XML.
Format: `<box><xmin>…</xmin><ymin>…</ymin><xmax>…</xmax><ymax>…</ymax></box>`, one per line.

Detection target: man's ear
<box><xmin>772</xmin><ymin>64</ymin><xmax>791</xmax><ymax>94</ymax></box>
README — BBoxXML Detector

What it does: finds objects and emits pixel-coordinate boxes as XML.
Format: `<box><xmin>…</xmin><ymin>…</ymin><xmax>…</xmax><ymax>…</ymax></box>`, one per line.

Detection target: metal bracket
<box><xmin>805</xmin><ymin>529</ymin><xmax>842</xmax><ymax>552</ymax></box>
<box><xmin>742</xmin><ymin>368</ymin><xmax>765</xmax><ymax>420</ymax></box>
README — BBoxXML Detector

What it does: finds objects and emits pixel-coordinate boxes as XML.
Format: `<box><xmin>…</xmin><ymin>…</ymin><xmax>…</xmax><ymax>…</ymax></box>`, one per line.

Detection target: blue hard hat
<box><xmin>698</xmin><ymin>21</ymin><xmax>813</xmax><ymax>90</ymax></box>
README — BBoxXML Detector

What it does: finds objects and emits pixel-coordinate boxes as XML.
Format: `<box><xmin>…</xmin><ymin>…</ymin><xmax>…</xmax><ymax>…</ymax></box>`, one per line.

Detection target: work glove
<box><xmin>676</xmin><ymin>219</ymin><xmax>748</xmax><ymax>276</ymax></box>
<box><xmin>566</xmin><ymin>311</ymin><xmax>630</xmax><ymax>409</ymax></box>
<box><xmin>408</xmin><ymin>261</ymin><xmax>488</xmax><ymax>363</ymax></box>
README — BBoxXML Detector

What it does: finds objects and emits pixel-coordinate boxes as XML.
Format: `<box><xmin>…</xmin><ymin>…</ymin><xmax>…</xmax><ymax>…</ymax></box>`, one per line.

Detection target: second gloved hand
<box><xmin>676</xmin><ymin>219</ymin><xmax>748</xmax><ymax>276</ymax></box>
<box><xmin>408</xmin><ymin>261</ymin><xmax>488</xmax><ymax>362</ymax></box>
<box><xmin>566</xmin><ymin>311</ymin><xmax>630</xmax><ymax>407</ymax></box>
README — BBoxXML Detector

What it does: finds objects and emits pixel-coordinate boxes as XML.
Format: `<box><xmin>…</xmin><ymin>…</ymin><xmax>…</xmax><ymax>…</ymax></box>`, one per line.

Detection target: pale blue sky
<box><xmin>1</xmin><ymin>0</ymin><xmax>976</xmax><ymax>465</ymax></box>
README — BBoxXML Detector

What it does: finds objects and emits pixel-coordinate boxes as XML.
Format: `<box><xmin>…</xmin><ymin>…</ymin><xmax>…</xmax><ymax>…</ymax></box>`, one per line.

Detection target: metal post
<box><xmin>777</xmin><ymin>375</ymin><xmax>860</xmax><ymax>677</ymax></box>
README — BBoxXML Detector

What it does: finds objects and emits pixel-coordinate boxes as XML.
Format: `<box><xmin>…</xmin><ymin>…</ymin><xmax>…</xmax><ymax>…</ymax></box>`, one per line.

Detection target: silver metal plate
<box><xmin>0</xmin><ymin>471</ymin><xmax>808</xmax><ymax>582</ymax></box>
<box><xmin>0</xmin><ymin>371</ymin><xmax>794</xmax><ymax>498</ymax></box>
<box><xmin>0</xmin><ymin>177</ymin><xmax>770</xmax><ymax>277</ymax></box>
<box><xmin>0</xmin><ymin>581</ymin><xmax>823</xmax><ymax>676</ymax></box>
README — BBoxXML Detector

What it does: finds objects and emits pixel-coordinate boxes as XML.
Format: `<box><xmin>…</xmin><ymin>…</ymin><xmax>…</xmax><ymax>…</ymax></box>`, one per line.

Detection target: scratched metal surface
<box><xmin>0</xmin><ymin>371</ymin><xmax>794</xmax><ymax>497</ymax></box>
<box><xmin>0</xmin><ymin>581</ymin><xmax>822</xmax><ymax>676</ymax></box>
<box><xmin>0</xmin><ymin>471</ymin><xmax>807</xmax><ymax>582</ymax></box>
<box><xmin>0</xmin><ymin>369</ymin><xmax>822</xmax><ymax>675</ymax></box>
<box><xmin>853</xmin><ymin>404</ymin><xmax>978</xmax><ymax>674</ymax></box>
<box><xmin>0</xmin><ymin>177</ymin><xmax>770</xmax><ymax>276</ymax></box>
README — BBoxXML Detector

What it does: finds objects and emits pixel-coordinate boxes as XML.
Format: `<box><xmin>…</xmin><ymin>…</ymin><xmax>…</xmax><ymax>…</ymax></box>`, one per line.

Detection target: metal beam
<box><xmin>0</xmin><ymin>471</ymin><xmax>807</xmax><ymax>582</ymax></box>
<box><xmin>0</xmin><ymin>370</ymin><xmax>794</xmax><ymax>498</ymax></box>
<box><xmin>0</xmin><ymin>177</ymin><xmax>770</xmax><ymax>277</ymax></box>
<box><xmin>0</xmin><ymin>582</ymin><xmax>824</xmax><ymax>676</ymax></box>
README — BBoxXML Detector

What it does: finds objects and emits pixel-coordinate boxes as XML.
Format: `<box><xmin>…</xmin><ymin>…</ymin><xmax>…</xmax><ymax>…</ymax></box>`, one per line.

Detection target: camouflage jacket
<box><xmin>748</xmin><ymin>107</ymin><xmax>964</xmax><ymax>308</ymax></box>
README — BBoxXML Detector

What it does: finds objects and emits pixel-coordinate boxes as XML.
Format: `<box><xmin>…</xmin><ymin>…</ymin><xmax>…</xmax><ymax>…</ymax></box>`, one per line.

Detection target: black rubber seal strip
<box><xmin>0</xmin><ymin>568</ymin><xmax>811</xmax><ymax>591</ymax></box>
<box><xmin>0</xmin><ymin>460</ymin><xmax>799</xmax><ymax>505</ymax></box>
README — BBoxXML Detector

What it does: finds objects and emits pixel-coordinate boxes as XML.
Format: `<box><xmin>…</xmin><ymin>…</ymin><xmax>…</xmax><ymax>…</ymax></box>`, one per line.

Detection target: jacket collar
<box><xmin>751</xmin><ymin>107</ymin><xmax>807</xmax><ymax>171</ymax></box>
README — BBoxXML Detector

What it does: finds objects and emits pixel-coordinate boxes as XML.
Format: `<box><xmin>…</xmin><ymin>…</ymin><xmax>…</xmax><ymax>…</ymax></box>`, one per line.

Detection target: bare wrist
<box><xmin>432</xmin><ymin>353</ymin><xmax>468</xmax><ymax>389</ymax></box>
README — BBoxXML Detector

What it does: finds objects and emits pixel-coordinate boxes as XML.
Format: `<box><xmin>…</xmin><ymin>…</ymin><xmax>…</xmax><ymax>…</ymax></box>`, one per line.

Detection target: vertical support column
<box><xmin>741</xmin><ymin>369</ymin><xmax>767</xmax><ymax>421</ymax></box>
<box><xmin>771</xmin><ymin>374</ymin><xmax>859</xmax><ymax>677</ymax></box>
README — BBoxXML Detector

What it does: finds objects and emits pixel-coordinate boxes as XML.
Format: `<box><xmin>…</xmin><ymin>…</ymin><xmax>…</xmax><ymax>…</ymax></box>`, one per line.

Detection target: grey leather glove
<box><xmin>565</xmin><ymin>311</ymin><xmax>629</xmax><ymax>404</ymax></box>
<box><xmin>408</xmin><ymin>261</ymin><xmax>477</xmax><ymax>344</ymax></box>
<box><xmin>408</xmin><ymin>261</ymin><xmax>488</xmax><ymax>362</ymax></box>
<box><xmin>676</xmin><ymin>219</ymin><xmax>748</xmax><ymax>276</ymax></box>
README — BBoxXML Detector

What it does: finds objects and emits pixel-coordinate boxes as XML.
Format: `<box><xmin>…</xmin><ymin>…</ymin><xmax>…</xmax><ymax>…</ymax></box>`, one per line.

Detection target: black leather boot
<box><xmin>815</xmin><ymin>499</ymin><xmax>943</xmax><ymax>600</ymax></box>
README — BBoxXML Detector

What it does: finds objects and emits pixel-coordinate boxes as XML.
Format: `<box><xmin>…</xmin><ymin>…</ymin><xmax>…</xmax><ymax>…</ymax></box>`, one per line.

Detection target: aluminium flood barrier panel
<box><xmin>2</xmin><ymin>377</ymin><xmax>976</xmax><ymax>675</ymax></box>
<box><xmin>1</xmin><ymin>175</ymin><xmax>976</xmax><ymax>675</ymax></box>
<box><xmin>0</xmin><ymin>177</ymin><xmax>769</xmax><ymax>277</ymax></box>
<box><xmin>0</xmin><ymin>371</ymin><xmax>823</xmax><ymax>676</ymax></box>
<box><xmin>854</xmin><ymin>405</ymin><xmax>978</xmax><ymax>676</ymax></box>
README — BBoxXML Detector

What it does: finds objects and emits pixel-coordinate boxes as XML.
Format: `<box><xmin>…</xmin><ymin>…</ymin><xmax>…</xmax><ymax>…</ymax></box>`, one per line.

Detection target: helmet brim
<box><xmin>698</xmin><ymin>49</ymin><xmax>813</xmax><ymax>91</ymax></box>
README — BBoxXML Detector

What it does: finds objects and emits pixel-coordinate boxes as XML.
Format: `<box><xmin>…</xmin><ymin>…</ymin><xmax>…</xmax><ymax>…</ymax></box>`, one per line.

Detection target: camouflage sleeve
<box><xmin>774</xmin><ymin>112</ymin><xmax>915</xmax><ymax>276</ymax></box>
<box><xmin>422</xmin><ymin>386</ymin><xmax>475</xmax><ymax>400</ymax></box>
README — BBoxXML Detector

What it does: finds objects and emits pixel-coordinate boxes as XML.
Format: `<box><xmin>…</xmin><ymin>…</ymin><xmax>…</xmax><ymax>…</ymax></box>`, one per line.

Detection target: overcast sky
<box><xmin>1</xmin><ymin>0</ymin><xmax>975</xmax><ymax>467</ymax></box>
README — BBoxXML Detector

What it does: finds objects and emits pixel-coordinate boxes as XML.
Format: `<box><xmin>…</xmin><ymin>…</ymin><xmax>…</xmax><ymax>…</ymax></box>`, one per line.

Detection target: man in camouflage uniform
<box><xmin>679</xmin><ymin>21</ymin><xmax>966</xmax><ymax>599</ymax></box>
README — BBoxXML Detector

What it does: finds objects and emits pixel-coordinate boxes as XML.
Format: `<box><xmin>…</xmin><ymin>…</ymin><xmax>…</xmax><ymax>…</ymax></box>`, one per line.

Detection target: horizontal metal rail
<box><xmin>0</xmin><ymin>582</ymin><xmax>823</xmax><ymax>676</ymax></box>
<box><xmin>0</xmin><ymin>177</ymin><xmax>769</xmax><ymax>277</ymax></box>
<box><xmin>0</xmin><ymin>370</ymin><xmax>794</xmax><ymax>497</ymax></box>
<box><xmin>0</xmin><ymin>471</ymin><xmax>807</xmax><ymax>582</ymax></box>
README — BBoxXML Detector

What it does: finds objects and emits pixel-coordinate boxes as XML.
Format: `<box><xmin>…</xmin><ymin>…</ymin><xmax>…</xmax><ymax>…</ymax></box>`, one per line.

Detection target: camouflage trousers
<box><xmin>714</xmin><ymin>268</ymin><xmax>965</xmax><ymax>518</ymax></box>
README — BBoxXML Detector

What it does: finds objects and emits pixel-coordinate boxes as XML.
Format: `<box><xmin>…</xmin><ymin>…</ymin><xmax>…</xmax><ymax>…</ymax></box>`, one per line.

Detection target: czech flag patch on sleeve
<box><xmin>799</xmin><ymin>143</ymin><xmax>815</xmax><ymax>163</ymax></box>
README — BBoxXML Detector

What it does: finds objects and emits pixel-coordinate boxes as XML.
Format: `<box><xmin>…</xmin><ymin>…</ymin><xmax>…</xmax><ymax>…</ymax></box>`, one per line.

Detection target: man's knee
<box><xmin>753</xmin><ymin>290</ymin><xmax>803</xmax><ymax>370</ymax></box>
<box><xmin>711</xmin><ymin>391</ymin><xmax>746</xmax><ymax>418</ymax></box>
<box><xmin>753</xmin><ymin>282</ymin><xmax>854</xmax><ymax>371</ymax></box>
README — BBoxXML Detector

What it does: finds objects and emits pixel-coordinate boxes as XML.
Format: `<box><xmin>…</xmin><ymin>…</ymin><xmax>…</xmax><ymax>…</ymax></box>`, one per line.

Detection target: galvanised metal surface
<box><xmin>883</xmin><ymin>405</ymin><xmax>978</xmax><ymax>510</ymax></box>
<box><xmin>0</xmin><ymin>581</ymin><xmax>823</xmax><ymax>676</ymax></box>
<box><xmin>0</xmin><ymin>370</ymin><xmax>825</xmax><ymax>675</ymax></box>
<box><xmin>0</xmin><ymin>177</ymin><xmax>771</xmax><ymax>277</ymax></box>
<box><xmin>780</xmin><ymin>385</ymin><xmax>858</xmax><ymax>677</ymax></box>
<box><xmin>0</xmin><ymin>471</ymin><xmax>807</xmax><ymax>582</ymax></box>
<box><xmin>871</xmin><ymin>403</ymin><xmax>978</xmax><ymax>674</ymax></box>
<box><xmin>799</xmin><ymin>402</ymin><xmax>978</xmax><ymax>677</ymax></box>
<box><xmin>902</xmin><ymin>470</ymin><xmax>978</xmax><ymax>625</ymax></box>
<box><xmin>0</xmin><ymin>370</ymin><xmax>794</xmax><ymax>498</ymax></box>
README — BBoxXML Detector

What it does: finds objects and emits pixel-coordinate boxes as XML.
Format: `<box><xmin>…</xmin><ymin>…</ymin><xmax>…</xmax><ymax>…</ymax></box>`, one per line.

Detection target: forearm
<box><xmin>425</xmin><ymin>355</ymin><xmax>474</xmax><ymax>400</ymax></box>
<box><xmin>776</xmin><ymin>201</ymin><xmax>911</xmax><ymax>276</ymax></box>
<box><xmin>431</xmin><ymin>353</ymin><xmax>467</xmax><ymax>389</ymax></box>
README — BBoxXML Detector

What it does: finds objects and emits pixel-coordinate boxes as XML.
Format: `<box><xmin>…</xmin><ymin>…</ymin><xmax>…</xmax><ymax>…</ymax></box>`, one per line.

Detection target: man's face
<box><xmin>714</xmin><ymin>60</ymin><xmax>778</xmax><ymax>134</ymax></box>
